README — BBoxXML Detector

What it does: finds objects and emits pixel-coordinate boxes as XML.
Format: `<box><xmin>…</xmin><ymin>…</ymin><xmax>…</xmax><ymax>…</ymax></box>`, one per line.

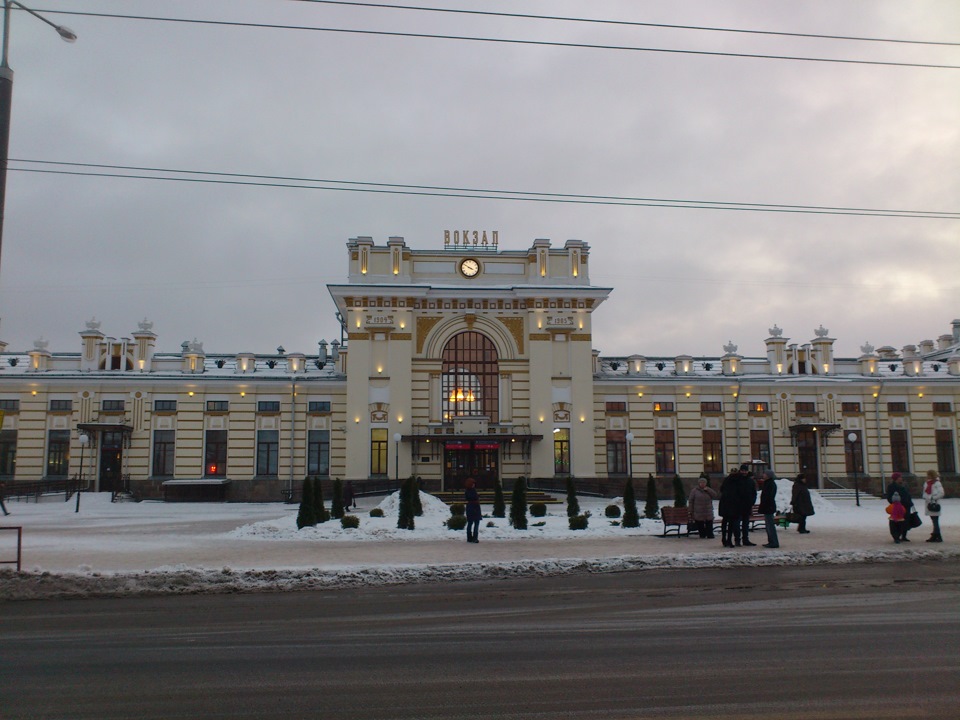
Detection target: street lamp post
<box><xmin>0</xmin><ymin>1</ymin><xmax>76</xmax><ymax>273</ymax></box>
<box><xmin>393</xmin><ymin>433</ymin><xmax>401</xmax><ymax>491</ymax></box>
<box><xmin>75</xmin><ymin>431</ymin><xmax>88</xmax><ymax>513</ymax></box>
<box><xmin>847</xmin><ymin>432</ymin><xmax>860</xmax><ymax>507</ymax></box>
<box><xmin>625</xmin><ymin>432</ymin><xmax>634</xmax><ymax>481</ymax></box>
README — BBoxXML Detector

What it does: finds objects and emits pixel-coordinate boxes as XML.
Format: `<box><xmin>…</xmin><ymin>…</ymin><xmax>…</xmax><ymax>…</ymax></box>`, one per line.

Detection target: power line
<box><xmin>35</xmin><ymin>8</ymin><xmax>960</xmax><ymax>70</ymax></box>
<box><xmin>290</xmin><ymin>0</ymin><xmax>960</xmax><ymax>48</ymax></box>
<box><xmin>11</xmin><ymin>159</ymin><xmax>959</xmax><ymax>220</ymax></box>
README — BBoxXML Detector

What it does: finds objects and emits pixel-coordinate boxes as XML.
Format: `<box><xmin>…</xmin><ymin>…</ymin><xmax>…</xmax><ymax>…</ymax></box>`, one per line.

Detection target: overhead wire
<box><xmin>10</xmin><ymin>160</ymin><xmax>959</xmax><ymax>220</ymax></box>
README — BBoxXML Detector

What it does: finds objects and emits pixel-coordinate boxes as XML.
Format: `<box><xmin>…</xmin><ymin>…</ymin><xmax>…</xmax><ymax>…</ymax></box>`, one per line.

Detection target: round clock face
<box><xmin>459</xmin><ymin>258</ymin><xmax>480</xmax><ymax>277</ymax></box>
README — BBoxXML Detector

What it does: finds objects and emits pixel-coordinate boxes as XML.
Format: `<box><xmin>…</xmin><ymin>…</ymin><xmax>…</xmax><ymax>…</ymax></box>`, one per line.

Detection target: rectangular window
<box><xmin>554</xmin><ymin>428</ymin><xmax>571</xmax><ymax>475</ymax></box>
<box><xmin>370</xmin><ymin>428</ymin><xmax>388</xmax><ymax>476</ymax></box>
<box><xmin>256</xmin><ymin>430</ymin><xmax>280</xmax><ymax>476</ymax></box>
<box><xmin>308</xmin><ymin>401</ymin><xmax>331</xmax><ymax>413</ymax></box>
<box><xmin>702</xmin><ymin>430</ymin><xmax>723</xmax><ymax>474</ymax></box>
<box><xmin>605</xmin><ymin>401</ymin><xmax>627</xmax><ymax>413</ymax></box>
<box><xmin>749</xmin><ymin>402</ymin><xmax>770</xmax><ymax>413</ymax></box>
<box><xmin>257</xmin><ymin>401</ymin><xmax>281</xmax><ymax>413</ymax></box>
<box><xmin>887</xmin><ymin>402</ymin><xmax>907</xmax><ymax>414</ymax></box>
<box><xmin>841</xmin><ymin>402</ymin><xmax>862</xmax><ymax>414</ymax></box>
<box><xmin>700</xmin><ymin>401</ymin><xmax>722</xmax><ymax>413</ymax></box>
<box><xmin>936</xmin><ymin>429</ymin><xmax>956</xmax><ymax>475</ymax></box>
<box><xmin>46</xmin><ymin>429</ymin><xmax>71</xmax><ymax>477</ymax></box>
<box><xmin>890</xmin><ymin>429</ymin><xmax>910</xmax><ymax>474</ymax></box>
<box><xmin>654</xmin><ymin>430</ymin><xmax>675</xmax><ymax>474</ymax></box>
<box><xmin>653</xmin><ymin>401</ymin><xmax>674</xmax><ymax>413</ymax></box>
<box><xmin>0</xmin><ymin>399</ymin><xmax>19</xmax><ymax>412</ymax></box>
<box><xmin>307</xmin><ymin>430</ymin><xmax>330</xmax><ymax>477</ymax></box>
<box><xmin>101</xmin><ymin>400</ymin><xmax>125</xmax><ymax>413</ymax></box>
<box><xmin>932</xmin><ymin>402</ymin><xmax>953</xmax><ymax>414</ymax></box>
<box><xmin>606</xmin><ymin>430</ymin><xmax>626</xmax><ymax>475</ymax></box>
<box><xmin>204</xmin><ymin>430</ymin><xmax>227</xmax><ymax>477</ymax></box>
<box><xmin>0</xmin><ymin>429</ymin><xmax>16</xmax><ymax>477</ymax></box>
<box><xmin>206</xmin><ymin>400</ymin><xmax>229</xmax><ymax>412</ymax></box>
<box><xmin>49</xmin><ymin>399</ymin><xmax>73</xmax><ymax>412</ymax></box>
<box><xmin>152</xmin><ymin>430</ymin><xmax>175</xmax><ymax>477</ymax></box>
<box><xmin>844</xmin><ymin>430</ymin><xmax>864</xmax><ymax>475</ymax></box>
<box><xmin>153</xmin><ymin>400</ymin><xmax>177</xmax><ymax>412</ymax></box>
<box><xmin>795</xmin><ymin>402</ymin><xmax>817</xmax><ymax>415</ymax></box>
<box><xmin>750</xmin><ymin>430</ymin><xmax>771</xmax><ymax>466</ymax></box>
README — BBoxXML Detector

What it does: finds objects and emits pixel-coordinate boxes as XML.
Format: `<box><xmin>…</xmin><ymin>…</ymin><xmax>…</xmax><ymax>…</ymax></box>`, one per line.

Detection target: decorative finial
<box><xmin>137</xmin><ymin>317</ymin><xmax>153</xmax><ymax>332</ymax></box>
<box><xmin>860</xmin><ymin>341</ymin><xmax>875</xmax><ymax>355</ymax></box>
<box><xmin>85</xmin><ymin>317</ymin><xmax>101</xmax><ymax>331</ymax></box>
<box><xmin>815</xmin><ymin>325</ymin><xmax>829</xmax><ymax>338</ymax></box>
<box><xmin>768</xmin><ymin>324</ymin><xmax>783</xmax><ymax>338</ymax></box>
<box><xmin>723</xmin><ymin>340</ymin><xmax>738</xmax><ymax>355</ymax></box>
<box><xmin>33</xmin><ymin>337</ymin><xmax>49</xmax><ymax>351</ymax></box>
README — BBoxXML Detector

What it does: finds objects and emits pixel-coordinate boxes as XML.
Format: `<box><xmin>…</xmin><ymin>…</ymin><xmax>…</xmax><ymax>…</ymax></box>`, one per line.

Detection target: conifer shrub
<box><xmin>369</xmin><ymin>508</ymin><xmax>384</xmax><ymax>518</ymax></box>
<box><xmin>450</xmin><ymin>502</ymin><xmax>466</xmax><ymax>517</ymax></box>
<box><xmin>411</xmin><ymin>476</ymin><xmax>423</xmax><ymax>517</ymax></box>
<box><xmin>569</xmin><ymin>513</ymin><xmax>589</xmax><ymax>530</ymax></box>
<box><xmin>566</xmin><ymin>476</ymin><xmax>580</xmax><ymax>518</ymax></box>
<box><xmin>622</xmin><ymin>477</ymin><xmax>640</xmax><ymax>528</ymax></box>
<box><xmin>341</xmin><ymin>514</ymin><xmax>360</xmax><ymax>529</ymax></box>
<box><xmin>297</xmin><ymin>477</ymin><xmax>317</xmax><ymax>529</ymax></box>
<box><xmin>331</xmin><ymin>478</ymin><xmax>345</xmax><ymax>520</ymax></box>
<box><xmin>397</xmin><ymin>477</ymin><xmax>415</xmax><ymax>530</ymax></box>
<box><xmin>530</xmin><ymin>501</ymin><xmax>547</xmax><ymax>517</ymax></box>
<box><xmin>672</xmin><ymin>474</ymin><xmax>687</xmax><ymax>508</ymax></box>
<box><xmin>492</xmin><ymin>482</ymin><xmax>506</xmax><ymax>518</ymax></box>
<box><xmin>644</xmin><ymin>473</ymin><xmax>660</xmax><ymax>519</ymax></box>
<box><xmin>510</xmin><ymin>476</ymin><xmax>528</xmax><ymax>530</ymax></box>
<box><xmin>605</xmin><ymin>504</ymin><xmax>621</xmax><ymax>518</ymax></box>
<box><xmin>446</xmin><ymin>514</ymin><xmax>467</xmax><ymax>531</ymax></box>
<box><xmin>314</xmin><ymin>477</ymin><xmax>330</xmax><ymax>523</ymax></box>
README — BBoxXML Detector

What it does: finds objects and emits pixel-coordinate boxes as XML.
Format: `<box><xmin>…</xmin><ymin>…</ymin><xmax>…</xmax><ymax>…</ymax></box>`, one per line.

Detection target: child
<box><xmin>887</xmin><ymin>492</ymin><xmax>907</xmax><ymax>544</ymax></box>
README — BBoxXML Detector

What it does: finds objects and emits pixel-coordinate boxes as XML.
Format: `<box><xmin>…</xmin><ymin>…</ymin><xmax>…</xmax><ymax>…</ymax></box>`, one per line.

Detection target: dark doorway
<box><xmin>796</xmin><ymin>430</ymin><xmax>820</xmax><ymax>487</ymax></box>
<box><xmin>444</xmin><ymin>441</ymin><xmax>499</xmax><ymax>490</ymax></box>
<box><xmin>99</xmin><ymin>431</ymin><xmax>124</xmax><ymax>493</ymax></box>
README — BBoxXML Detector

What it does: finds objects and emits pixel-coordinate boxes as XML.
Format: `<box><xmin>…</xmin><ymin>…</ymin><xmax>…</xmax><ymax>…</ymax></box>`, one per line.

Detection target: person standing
<box><xmin>922</xmin><ymin>469</ymin><xmax>945</xmax><ymax>543</ymax></box>
<box><xmin>885</xmin><ymin>472</ymin><xmax>914</xmax><ymax>541</ymax></box>
<box><xmin>758</xmin><ymin>470</ymin><xmax>779</xmax><ymax>548</ymax></box>
<box><xmin>735</xmin><ymin>464</ymin><xmax>758</xmax><ymax>546</ymax></box>
<box><xmin>464</xmin><ymin>477</ymin><xmax>481</xmax><ymax>543</ymax></box>
<box><xmin>343</xmin><ymin>481</ymin><xmax>356</xmax><ymax>512</ymax></box>
<box><xmin>887</xmin><ymin>492</ymin><xmax>907</xmax><ymax>543</ymax></box>
<box><xmin>791</xmin><ymin>473</ymin><xmax>814</xmax><ymax>534</ymax></box>
<box><xmin>719</xmin><ymin>468</ymin><xmax>740</xmax><ymax>547</ymax></box>
<box><xmin>688</xmin><ymin>476</ymin><xmax>718</xmax><ymax>539</ymax></box>
<box><xmin>720</xmin><ymin>464</ymin><xmax>756</xmax><ymax>547</ymax></box>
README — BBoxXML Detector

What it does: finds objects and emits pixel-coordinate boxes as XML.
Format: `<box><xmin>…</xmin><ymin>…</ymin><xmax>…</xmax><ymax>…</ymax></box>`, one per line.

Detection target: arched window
<box><xmin>441</xmin><ymin>331</ymin><xmax>499</xmax><ymax>422</ymax></box>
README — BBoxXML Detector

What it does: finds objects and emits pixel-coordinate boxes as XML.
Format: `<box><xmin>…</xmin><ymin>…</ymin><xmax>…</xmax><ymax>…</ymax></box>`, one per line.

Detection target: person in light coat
<box><xmin>922</xmin><ymin>469</ymin><xmax>945</xmax><ymax>543</ymax></box>
<box><xmin>688</xmin><ymin>476</ymin><xmax>718</xmax><ymax>539</ymax></box>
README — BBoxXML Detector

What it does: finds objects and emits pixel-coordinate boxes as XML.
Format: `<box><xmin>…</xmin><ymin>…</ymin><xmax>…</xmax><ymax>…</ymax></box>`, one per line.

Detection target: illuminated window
<box><xmin>204</xmin><ymin>430</ymin><xmax>227</xmax><ymax>477</ymax></box>
<box><xmin>441</xmin><ymin>331</ymin><xmax>499</xmax><ymax>422</ymax></box>
<box><xmin>702</xmin><ymin>430</ymin><xmax>723</xmax><ymax>474</ymax></box>
<box><xmin>370</xmin><ymin>428</ymin><xmax>388</xmax><ymax>476</ymax></box>
<box><xmin>554</xmin><ymin>429</ymin><xmax>571</xmax><ymax>475</ymax></box>
<box><xmin>750</xmin><ymin>402</ymin><xmax>770</xmax><ymax>413</ymax></box>
<box><xmin>653</xmin><ymin>401</ymin><xmax>674</xmax><ymax>413</ymax></box>
<box><xmin>655</xmin><ymin>430</ymin><xmax>675</xmax><ymax>474</ymax></box>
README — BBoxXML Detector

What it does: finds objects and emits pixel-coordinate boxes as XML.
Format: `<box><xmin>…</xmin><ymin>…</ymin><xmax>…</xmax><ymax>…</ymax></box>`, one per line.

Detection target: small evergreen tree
<box><xmin>622</xmin><ymin>477</ymin><xmax>640</xmax><ymax>528</ymax></box>
<box><xmin>331</xmin><ymin>478</ymin><xmax>345</xmax><ymax>520</ymax></box>
<box><xmin>492</xmin><ymin>481</ymin><xmax>506</xmax><ymax>518</ymax></box>
<box><xmin>411</xmin><ymin>476</ymin><xmax>423</xmax><ymax>517</ymax></box>
<box><xmin>644</xmin><ymin>473</ymin><xmax>660</xmax><ymax>519</ymax></box>
<box><xmin>296</xmin><ymin>477</ymin><xmax>317</xmax><ymax>529</ymax></box>
<box><xmin>313</xmin><ymin>476</ymin><xmax>329</xmax><ymax>523</ymax></box>
<box><xmin>673</xmin><ymin>474</ymin><xmax>687</xmax><ymax>508</ymax></box>
<box><xmin>510</xmin><ymin>476</ymin><xmax>528</xmax><ymax>530</ymax></box>
<box><xmin>397</xmin><ymin>477</ymin><xmax>415</xmax><ymax>530</ymax></box>
<box><xmin>566</xmin><ymin>476</ymin><xmax>580</xmax><ymax>518</ymax></box>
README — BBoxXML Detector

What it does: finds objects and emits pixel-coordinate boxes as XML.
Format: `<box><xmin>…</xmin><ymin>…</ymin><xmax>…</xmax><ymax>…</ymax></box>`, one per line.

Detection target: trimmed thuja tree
<box><xmin>297</xmin><ymin>477</ymin><xmax>317</xmax><ymax>529</ymax></box>
<box><xmin>397</xmin><ymin>476</ymin><xmax>415</xmax><ymax>530</ymax></box>
<box><xmin>411</xmin><ymin>476</ymin><xmax>423</xmax><ymax>517</ymax></box>
<box><xmin>492</xmin><ymin>481</ymin><xmax>506</xmax><ymax>518</ymax></box>
<box><xmin>510</xmin><ymin>477</ymin><xmax>528</xmax><ymax>530</ymax></box>
<box><xmin>673</xmin><ymin>474</ymin><xmax>687</xmax><ymax>508</ymax></box>
<box><xmin>622</xmin><ymin>477</ymin><xmax>640</xmax><ymax>528</ymax></box>
<box><xmin>313</xmin><ymin>477</ymin><xmax>330</xmax><ymax>523</ymax></box>
<box><xmin>566</xmin><ymin>476</ymin><xmax>580</xmax><ymax>518</ymax></box>
<box><xmin>331</xmin><ymin>478</ymin><xmax>345</xmax><ymax>520</ymax></box>
<box><xmin>644</xmin><ymin>473</ymin><xmax>660</xmax><ymax>519</ymax></box>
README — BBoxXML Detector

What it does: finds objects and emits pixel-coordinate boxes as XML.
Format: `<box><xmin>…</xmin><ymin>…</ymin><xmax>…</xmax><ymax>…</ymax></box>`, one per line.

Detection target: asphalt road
<box><xmin>2</xmin><ymin>560</ymin><xmax>958</xmax><ymax>719</ymax></box>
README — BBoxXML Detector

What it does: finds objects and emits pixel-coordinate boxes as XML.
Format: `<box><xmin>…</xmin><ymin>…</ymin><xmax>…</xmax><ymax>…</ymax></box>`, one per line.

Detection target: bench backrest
<box><xmin>662</xmin><ymin>506</ymin><xmax>690</xmax><ymax>523</ymax></box>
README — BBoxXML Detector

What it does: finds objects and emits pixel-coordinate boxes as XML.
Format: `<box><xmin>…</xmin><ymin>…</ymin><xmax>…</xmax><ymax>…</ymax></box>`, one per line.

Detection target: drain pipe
<box><xmin>873</xmin><ymin>379</ymin><xmax>886</xmax><ymax>495</ymax></box>
<box><xmin>288</xmin><ymin>375</ymin><xmax>297</xmax><ymax>501</ymax></box>
<box><xmin>734</xmin><ymin>380</ymin><xmax>743</xmax><ymax>461</ymax></box>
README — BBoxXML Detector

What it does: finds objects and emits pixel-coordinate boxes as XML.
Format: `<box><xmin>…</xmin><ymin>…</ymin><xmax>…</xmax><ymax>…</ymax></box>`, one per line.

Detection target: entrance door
<box><xmin>444</xmin><ymin>442</ymin><xmax>499</xmax><ymax>490</ymax></box>
<box><xmin>796</xmin><ymin>430</ymin><xmax>820</xmax><ymax>487</ymax></box>
<box><xmin>99</xmin><ymin>431</ymin><xmax>124</xmax><ymax>493</ymax></box>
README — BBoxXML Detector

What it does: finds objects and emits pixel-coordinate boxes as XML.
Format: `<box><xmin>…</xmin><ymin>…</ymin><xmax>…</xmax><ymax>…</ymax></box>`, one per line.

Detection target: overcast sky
<box><xmin>1</xmin><ymin>0</ymin><xmax>957</xmax><ymax>360</ymax></box>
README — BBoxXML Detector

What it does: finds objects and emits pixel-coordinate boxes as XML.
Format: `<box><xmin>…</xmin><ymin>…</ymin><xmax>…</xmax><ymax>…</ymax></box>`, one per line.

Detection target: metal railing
<box><xmin>0</xmin><ymin>526</ymin><xmax>23</xmax><ymax>572</ymax></box>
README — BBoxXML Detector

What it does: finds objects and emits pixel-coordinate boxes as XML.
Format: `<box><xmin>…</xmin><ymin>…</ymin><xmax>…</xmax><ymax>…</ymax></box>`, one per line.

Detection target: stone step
<box><xmin>430</xmin><ymin>491</ymin><xmax>563</xmax><ymax>505</ymax></box>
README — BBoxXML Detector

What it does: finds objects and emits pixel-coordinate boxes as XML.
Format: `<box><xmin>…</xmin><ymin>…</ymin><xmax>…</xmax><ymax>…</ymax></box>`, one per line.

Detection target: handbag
<box><xmin>928</xmin><ymin>501</ymin><xmax>941</xmax><ymax>513</ymax></box>
<box><xmin>909</xmin><ymin>509</ymin><xmax>923</xmax><ymax>529</ymax></box>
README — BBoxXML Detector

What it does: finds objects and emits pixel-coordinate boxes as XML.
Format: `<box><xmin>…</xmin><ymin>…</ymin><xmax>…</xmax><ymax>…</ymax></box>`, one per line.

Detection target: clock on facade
<box><xmin>459</xmin><ymin>258</ymin><xmax>480</xmax><ymax>277</ymax></box>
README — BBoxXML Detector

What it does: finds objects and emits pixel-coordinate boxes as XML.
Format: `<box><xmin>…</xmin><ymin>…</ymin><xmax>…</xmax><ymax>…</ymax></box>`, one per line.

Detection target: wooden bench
<box><xmin>661</xmin><ymin>504</ymin><xmax>770</xmax><ymax>537</ymax></box>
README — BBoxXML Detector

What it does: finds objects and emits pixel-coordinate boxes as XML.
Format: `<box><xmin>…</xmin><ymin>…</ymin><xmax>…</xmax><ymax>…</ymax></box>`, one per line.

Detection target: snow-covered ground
<box><xmin>1</xmin><ymin>488</ymin><xmax>956</xmax><ymax>600</ymax></box>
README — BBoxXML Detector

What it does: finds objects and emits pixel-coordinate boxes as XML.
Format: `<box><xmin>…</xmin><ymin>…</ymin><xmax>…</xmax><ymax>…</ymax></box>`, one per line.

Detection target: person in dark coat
<box><xmin>464</xmin><ymin>477</ymin><xmax>481</xmax><ymax>543</ymax></box>
<box><xmin>720</xmin><ymin>464</ymin><xmax>757</xmax><ymax>547</ymax></box>
<box><xmin>758</xmin><ymin>470</ymin><xmax>779</xmax><ymax>548</ymax></box>
<box><xmin>791</xmin><ymin>473</ymin><xmax>814</xmax><ymax>533</ymax></box>
<box><xmin>343</xmin><ymin>481</ymin><xmax>356</xmax><ymax>512</ymax></box>
<box><xmin>688</xmin><ymin>476</ymin><xmax>718</xmax><ymax>539</ymax></box>
<box><xmin>885</xmin><ymin>472</ymin><xmax>914</xmax><ymax>541</ymax></box>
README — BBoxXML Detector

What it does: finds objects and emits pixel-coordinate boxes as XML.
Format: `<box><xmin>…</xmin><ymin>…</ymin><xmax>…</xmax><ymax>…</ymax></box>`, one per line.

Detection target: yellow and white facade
<box><xmin>1</xmin><ymin>236</ymin><xmax>958</xmax><ymax>500</ymax></box>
